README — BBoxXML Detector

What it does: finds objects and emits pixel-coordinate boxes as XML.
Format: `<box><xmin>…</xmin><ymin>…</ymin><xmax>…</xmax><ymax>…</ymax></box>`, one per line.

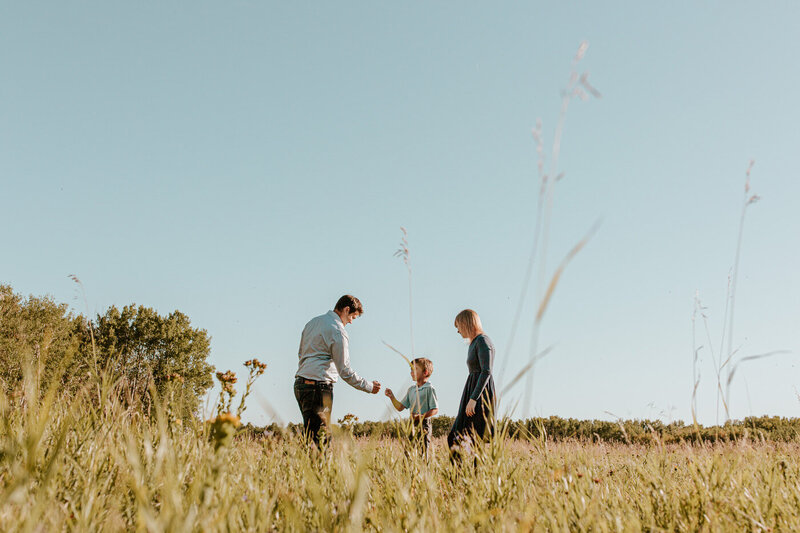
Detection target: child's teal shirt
<box><xmin>399</xmin><ymin>381</ymin><xmax>439</xmax><ymax>415</ymax></box>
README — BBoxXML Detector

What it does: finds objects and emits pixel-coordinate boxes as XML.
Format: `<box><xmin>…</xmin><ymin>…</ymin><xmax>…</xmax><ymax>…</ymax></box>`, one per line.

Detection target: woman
<box><xmin>448</xmin><ymin>309</ymin><xmax>496</xmax><ymax>460</ymax></box>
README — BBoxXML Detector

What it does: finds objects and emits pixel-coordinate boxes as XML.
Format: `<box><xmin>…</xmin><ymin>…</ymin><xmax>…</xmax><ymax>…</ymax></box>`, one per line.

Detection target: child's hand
<box><xmin>385</xmin><ymin>388</ymin><xmax>394</xmax><ymax>398</ymax></box>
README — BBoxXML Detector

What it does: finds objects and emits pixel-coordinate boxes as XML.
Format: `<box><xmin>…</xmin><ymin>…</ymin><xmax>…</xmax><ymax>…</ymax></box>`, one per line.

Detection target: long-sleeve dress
<box><xmin>447</xmin><ymin>334</ymin><xmax>496</xmax><ymax>453</ymax></box>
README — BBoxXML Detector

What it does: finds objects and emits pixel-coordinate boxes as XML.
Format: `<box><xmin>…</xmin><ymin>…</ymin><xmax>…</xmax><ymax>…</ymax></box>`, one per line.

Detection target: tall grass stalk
<box><xmin>721</xmin><ymin>160</ymin><xmax>760</xmax><ymax>419</ymax></box>
<box><xmin>695</xmin><ymin>289</ymin><xmax>729</xmax><ymax>427</ymax></box>
<box><xmin>68</xmin><ymin>274</ymin><xmax>98</xmax><ymax>377</ymax></box>
<box><xmin>391</xmin><ymin>228</ymin><xmax>427</xmax><ymax>418</ymax></box>
<box><xmin>394</xmin><ymin>227</ymin><xmax>414</xmax><ymax>357</ymax></box>
<box><xmin>692</xmin><ymin>161</ymin><xmax>790</xmax><ymax>427</ymax></box>
<box><xmin>497</xmin><ymin>119</ymin><xmax>547</xmax><ymax>389</ymax></box>
<box><xmin>691</xmin><ymin>291</ymin><xmax>702</xmax><ymax>432</ymax></box>
<box><xmin>497</xmin><ymin>41</ymin><xmax>600</xmax><ymax>417</ymax></box>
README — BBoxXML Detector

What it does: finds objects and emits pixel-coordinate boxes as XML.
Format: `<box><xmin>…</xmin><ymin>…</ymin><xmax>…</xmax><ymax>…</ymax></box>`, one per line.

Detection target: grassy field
<box><xmin>3</xmin><ymin>374</ymin><xmax>800</xmax><ymax>533</ymax></box>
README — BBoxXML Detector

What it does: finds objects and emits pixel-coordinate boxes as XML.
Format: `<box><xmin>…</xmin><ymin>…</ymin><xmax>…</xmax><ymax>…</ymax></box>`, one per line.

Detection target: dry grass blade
<box><xmin>691</xmin><ymin>372</ymin><xmax>702</xmax><ymax>431</ymax></box>
<box><xmin>255</xmin><ymin>393</ymin><xmax>286</xmax><ymax>428</ymax></box>
<box><xmin>726</xmin><ymin>350</ymin><xmax>792</xmax><ymax>388</ymax></box>
<box><xmin>535</xmin><ymin>220</ymin><xmax>600</xmax><ymax>323</ymax></box>
<box><xmin>381</xmin><ymin>340</ymin><xmax>412</xmax><ymax>367</ymax></box>
<box><xmin>501</xmin><ymin>345</ymin><xmax>555</xmax><ymax>395</ymax></box>
<box><xmin>691</xmin><ymin>347</ymin><xmax>702</xmax><ymax>429</ymax></box>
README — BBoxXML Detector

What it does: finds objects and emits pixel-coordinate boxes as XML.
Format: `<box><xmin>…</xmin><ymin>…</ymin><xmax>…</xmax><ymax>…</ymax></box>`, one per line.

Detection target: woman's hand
<box><xmin>465</xmin><ymin>399</ymin><xmax>477</xmax><ymax>417</ymax></box>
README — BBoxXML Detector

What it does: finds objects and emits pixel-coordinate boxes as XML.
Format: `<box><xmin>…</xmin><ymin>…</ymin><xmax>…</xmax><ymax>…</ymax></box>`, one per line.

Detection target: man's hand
<box><xmin>384</xmin><ymin>388</ymin><xmax>394</xmax><ymax>399</ymax></box>
<box><xmin>371</xmin><ymin>381</ymin><xmax>382</xmax><ymax>394</ymax></box>
<box><xmin>465</xmin><ymin>398</ymin><xmax>477</xmax><ymax>417</ymax></box>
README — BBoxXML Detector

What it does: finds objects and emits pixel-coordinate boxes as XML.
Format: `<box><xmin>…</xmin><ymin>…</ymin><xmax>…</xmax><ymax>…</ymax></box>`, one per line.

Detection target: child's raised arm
<box><xmin>384</xmin><ymin>388</ymin><xmax>406</xmax><ymax>412</ymax></box>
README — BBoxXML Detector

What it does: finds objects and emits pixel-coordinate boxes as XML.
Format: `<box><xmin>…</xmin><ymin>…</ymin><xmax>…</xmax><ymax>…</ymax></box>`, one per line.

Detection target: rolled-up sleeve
<box><xmin>330</xmin><ymin>327</ymin><xmax>373</xmax><ymax>393</ymax></box>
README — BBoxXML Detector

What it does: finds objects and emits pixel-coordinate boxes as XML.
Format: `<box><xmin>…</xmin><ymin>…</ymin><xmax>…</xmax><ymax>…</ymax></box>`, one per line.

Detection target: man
<box><xmin>294</xmin><ymin>294</ymin><xmax>381</xmax><ymax>445</ymax></box>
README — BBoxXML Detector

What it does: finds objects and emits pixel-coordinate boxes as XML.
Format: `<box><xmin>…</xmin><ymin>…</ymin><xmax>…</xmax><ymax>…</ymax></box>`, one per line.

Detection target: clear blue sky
<box><xmin>2</xmin><ymin>2</ymin><xmax>798</xmax><ymax>426</ymax></box>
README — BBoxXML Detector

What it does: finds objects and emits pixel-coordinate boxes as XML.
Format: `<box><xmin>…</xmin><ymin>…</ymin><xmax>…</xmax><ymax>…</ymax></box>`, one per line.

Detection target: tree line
<box><xmin>0</xmin><ymin>284</ymin><xmax>214</xmax><ymax>418</ymax></box>
<box><xmin>245</xmin><ymin>415</ymin><xmax>800</xmax><ymax>445</ymax></box>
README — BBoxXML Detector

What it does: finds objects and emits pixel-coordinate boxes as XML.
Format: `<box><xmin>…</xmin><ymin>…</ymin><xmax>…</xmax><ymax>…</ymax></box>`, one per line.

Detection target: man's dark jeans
<box><xmin>294</xmin><ymin>377</ymin><xmax>333</xmax><ymax>447</ymax></box>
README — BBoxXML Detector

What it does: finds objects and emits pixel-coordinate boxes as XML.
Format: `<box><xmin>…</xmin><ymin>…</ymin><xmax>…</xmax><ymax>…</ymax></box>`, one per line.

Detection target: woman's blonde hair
<box><xmin>454</xmin><ymin>309</ymin><xmax>483</xmax><ymax>338</ymax></box>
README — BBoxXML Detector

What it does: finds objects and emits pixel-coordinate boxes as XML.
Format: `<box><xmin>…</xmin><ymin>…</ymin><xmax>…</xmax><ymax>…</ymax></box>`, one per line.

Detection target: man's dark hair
<box><xmin>334</xmin><ymin>295</ymin><xmax>363</xmax><ymax>315</ymax></box>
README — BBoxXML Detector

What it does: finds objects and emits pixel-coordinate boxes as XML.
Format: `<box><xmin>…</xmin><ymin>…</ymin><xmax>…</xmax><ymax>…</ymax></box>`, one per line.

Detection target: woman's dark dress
<box><xmin>447</xmin><ymin>334</ymin><xmax>496</xmax><ymax>454</ymax></box>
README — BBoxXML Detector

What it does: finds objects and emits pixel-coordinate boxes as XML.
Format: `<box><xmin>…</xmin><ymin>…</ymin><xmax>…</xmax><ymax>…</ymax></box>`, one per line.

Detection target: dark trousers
<box><xmin>294</xmin><ymin>377</ymin><xmax>333</xmax><ymax>447</ymax></box>
<box><xmin>409</xmin><ymin>418</ymin><xmax>433</xmax><ymax>458</ymax></box>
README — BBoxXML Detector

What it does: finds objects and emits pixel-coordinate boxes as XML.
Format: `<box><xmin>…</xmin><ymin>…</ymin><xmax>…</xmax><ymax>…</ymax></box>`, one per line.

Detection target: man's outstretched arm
<box><xmin>331</xmin><ymin>330</ymin><xmax>380</xmax><ymax>393</ymax></box>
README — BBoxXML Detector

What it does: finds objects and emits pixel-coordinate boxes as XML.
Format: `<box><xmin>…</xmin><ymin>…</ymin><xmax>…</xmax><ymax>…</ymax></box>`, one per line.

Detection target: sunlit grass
<box><xmin>3</xmin><ymin>372</ymin><xmax>800</xmax><ymax>532</ymax></box>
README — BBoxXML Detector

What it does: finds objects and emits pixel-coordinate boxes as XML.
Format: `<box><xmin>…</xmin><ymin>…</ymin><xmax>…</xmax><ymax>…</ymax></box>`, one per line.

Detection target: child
<box><xmin>385</xmin><ymin>357</ymin><xmax>439</xmax><ymax>457</ymax></box>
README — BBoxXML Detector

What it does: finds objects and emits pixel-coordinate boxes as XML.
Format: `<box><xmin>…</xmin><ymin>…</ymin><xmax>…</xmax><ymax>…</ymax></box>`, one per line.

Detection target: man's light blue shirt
<box><xmin>399</xmin><ymin>381</ymin><xmax>439</xmax><ymax>415</ymax></box>
<box><xmin>295</xmin><ymin>310</ymin><xmax>373</xmax><ymax>393</ymax></box>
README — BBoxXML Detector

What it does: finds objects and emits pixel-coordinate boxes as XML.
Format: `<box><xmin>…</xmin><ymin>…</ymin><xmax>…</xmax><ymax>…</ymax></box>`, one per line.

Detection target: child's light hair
<box><xmin>454</xmin><ymin>309</ymin><xmax>483</xmax><ymax>338</ymax></box>
<box><xmin>411</xmin><ymin>357</ymin><xmax>433</xmax><ymax>377</ymax></box>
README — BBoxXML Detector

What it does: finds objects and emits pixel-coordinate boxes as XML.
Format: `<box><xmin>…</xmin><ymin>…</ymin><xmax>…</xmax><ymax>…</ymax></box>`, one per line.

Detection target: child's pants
<box><xmin>409</xmin><ymin>418</ymin><xmax>433</xmax><ymax>458</ymax></box>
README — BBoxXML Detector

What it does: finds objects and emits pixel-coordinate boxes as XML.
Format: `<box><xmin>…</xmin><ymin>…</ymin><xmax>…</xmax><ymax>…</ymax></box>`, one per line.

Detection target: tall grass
<box><xmin>4</xmin><ymin>365</ymin><xmax>800</xmax><ymax>531</ymax></box>
<box><xmin>692</xmin><ymin>161</ymin><xmax>789</xmax><ymax>427</ymax></box>
<box><xmin>493</xmin><ymin>41</ymin><xmax>601</xmax><ymax>418</ymax></box>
